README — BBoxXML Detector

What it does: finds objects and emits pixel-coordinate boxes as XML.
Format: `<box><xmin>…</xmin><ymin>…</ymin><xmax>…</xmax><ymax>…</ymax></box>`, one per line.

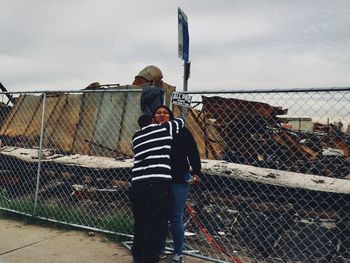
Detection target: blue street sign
<box><xmin>178</xmin><ymin>7</ymin><xmax>189</xmax><ymax>62</ymax></box>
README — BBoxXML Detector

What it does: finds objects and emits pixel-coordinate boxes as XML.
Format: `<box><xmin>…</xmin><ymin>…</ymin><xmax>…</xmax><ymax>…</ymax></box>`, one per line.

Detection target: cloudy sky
<box><xmin>1</xmin><ymin>0</ymin><xmax>350</xmax><ymax>92</ymax></box>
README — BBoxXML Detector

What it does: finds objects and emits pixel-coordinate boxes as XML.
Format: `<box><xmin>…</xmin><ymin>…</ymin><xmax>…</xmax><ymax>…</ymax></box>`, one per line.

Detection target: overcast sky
<box><xmin>1</xmin><ymin>0</ymin><xmax>350</xmax><ymax>92</ymax></box>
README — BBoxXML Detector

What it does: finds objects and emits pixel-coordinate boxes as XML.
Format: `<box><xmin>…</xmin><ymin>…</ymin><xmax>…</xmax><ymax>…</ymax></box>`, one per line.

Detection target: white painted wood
<box><xmin>1</xmin><ymin>146</ymin><xmax>349</xmax><ymax>194</ymax></box>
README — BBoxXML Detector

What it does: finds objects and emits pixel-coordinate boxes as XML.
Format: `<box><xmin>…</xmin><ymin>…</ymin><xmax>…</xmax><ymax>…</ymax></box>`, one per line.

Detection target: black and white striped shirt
<box><xmin>131</xmin><ymin>118</ymin><xmax>184</xmax><ymax>182</ymax></box>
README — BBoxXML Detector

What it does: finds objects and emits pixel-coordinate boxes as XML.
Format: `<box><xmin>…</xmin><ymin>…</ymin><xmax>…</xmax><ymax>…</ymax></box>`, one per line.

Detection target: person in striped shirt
<box><xmin>130</xmin><ymin>113</ymin><xmax>184</xmax><ymax>263</ymax></box>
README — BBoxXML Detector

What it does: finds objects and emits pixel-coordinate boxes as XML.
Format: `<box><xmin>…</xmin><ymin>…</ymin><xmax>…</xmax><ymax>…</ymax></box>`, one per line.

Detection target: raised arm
<box><xmin>162</xmin><ymin>117</ymin><xmax>184</xmax><ymax>137</ymax></box>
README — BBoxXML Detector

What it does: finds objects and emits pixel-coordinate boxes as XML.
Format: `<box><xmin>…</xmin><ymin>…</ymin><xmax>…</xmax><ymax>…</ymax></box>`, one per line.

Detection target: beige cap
<box><xmin>136</xmin><ymin>65</ymin><xmax>163</xmax><ymax>81</ymax></box>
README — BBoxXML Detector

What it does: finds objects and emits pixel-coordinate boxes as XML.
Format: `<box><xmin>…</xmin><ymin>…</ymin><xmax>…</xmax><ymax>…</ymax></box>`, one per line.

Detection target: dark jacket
<box><xmin>170</xmin><ymin>127</ymin><xmax>201</xmax><ymax>183</ymax></box>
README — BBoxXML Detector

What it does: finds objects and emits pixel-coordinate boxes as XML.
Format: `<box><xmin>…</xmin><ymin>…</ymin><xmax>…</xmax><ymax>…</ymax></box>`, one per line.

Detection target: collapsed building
<box><xmin>0</xmin><ymin>68</ymin><xmax>349</xmax><ymax>262</ymax></box>
<box><xmin>199</xmin><ymin>95</ymin><xmax>350</xmax><ymax>179</ymax></box>
<box><xmin>1</xmin><ymin>65</ymin><xmax>349</xmax><ymax>180</ymax></box>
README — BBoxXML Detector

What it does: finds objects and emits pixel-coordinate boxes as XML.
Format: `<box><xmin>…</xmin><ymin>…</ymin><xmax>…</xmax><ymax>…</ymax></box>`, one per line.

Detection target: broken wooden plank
<box><xmin>0</xmin><ymin>146</ymin><xmax>133</xmax><ymax>169</ymax></box>
<box><xmin>1</xmin><ymin>146</ymin><xmax>349</xmax><ymax>194</ymax></box>
<box><xmin>202</xmin><ymin>159</ymin><xmax>350</xmax><ymax>194</ymax></box>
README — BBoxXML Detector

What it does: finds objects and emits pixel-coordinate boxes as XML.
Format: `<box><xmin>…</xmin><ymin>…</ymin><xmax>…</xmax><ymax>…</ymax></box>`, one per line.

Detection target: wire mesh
<box><xmin>181</xmin><ymin>88</ymin><xmax>350</xmax><ymax>263</ymax></box>
<box><xmin>0</xmin><ymin>88</ymin><xmax>349</xmax><ymax>263</ymax></box>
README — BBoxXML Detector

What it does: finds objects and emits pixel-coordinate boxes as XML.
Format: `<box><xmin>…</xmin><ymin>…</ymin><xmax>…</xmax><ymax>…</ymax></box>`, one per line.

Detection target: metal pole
<box><xmin>183</xmin><ymin>63</ymin><xmax>188</xmax><ymax>92</ymax></box>
<box><xmin>182</xmin><ymin>62</ymin><xmax>189</xmax><ymax>122</ymax></box>
<box><xmin>33</xmin><ymin>92</ymin><xmax>46</xmax><ymax>215</ymax></box>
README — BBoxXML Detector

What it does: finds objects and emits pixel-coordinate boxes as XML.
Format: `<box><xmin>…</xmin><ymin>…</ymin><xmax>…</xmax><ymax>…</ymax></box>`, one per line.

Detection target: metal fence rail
<box><xmin>0</xmin><ymin>88</ymin><xmax>349</xmax><ymax>263</ymax></box>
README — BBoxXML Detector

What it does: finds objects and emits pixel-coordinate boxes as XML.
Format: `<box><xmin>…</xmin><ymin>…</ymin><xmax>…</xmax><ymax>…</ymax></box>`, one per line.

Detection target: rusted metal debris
<box><xmin>0</xmin><ymin>89</ymin><xmax>143</xmax><ymax>158</ymax></box>
<box><xmin>1</xmin><ymin>91</ymin><xmax>349</xmax><ymax>180</ymax></box>
<box><xmin>201</xmin><ymin>96</ymin><xmax>350</xmax><ymax>179</ymax></box>
<box><xmin>202</xmin><ymin>96</ymin><xmax>288</xmax><ymax>119</ymax></box>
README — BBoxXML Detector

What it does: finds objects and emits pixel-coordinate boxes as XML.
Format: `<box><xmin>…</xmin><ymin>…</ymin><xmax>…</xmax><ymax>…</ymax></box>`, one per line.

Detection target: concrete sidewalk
<box><xmin>0</xmin><ymin>218</ymin><xmax>207</xmax><ymax>263</ymax></box>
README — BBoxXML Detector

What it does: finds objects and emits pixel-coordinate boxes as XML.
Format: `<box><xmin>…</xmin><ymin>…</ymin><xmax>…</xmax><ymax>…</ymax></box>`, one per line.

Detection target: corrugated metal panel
<box><xmin>48</xmin><ymin>94</ymin><xmax>83</xmax><ymax>152</ymax></box>
<box><xmin>25</xmin><ymin>94</ymin><xmax>62</xmax><ymax>143</ymax></box>
<box><xmin>0</xmin><ymin>88</ymin><xmax>163</xmax><ymax>158</ymax></box>
<box><xmin>72</xmin><ymin>92</ymin><xmax>103</xmax><ymax>155</ymax></box>
<box><xmin>91</xmin><ymin>92</ymin><xmax>127</xmax><ymax>157</ymax></box>
<box><xmin>0</xmin><ymin>95</ymin><xmax>41</xmax><ymax>137</ymax></box>
<box><xmin>44</xmin><ymin>94</ymin><xmax>69</xmax><ymax>148</ymax></box>
<box><xmin>117</xmin><ymin>91</ymin><xmax>143</xmax><ymax>156</ymax></box>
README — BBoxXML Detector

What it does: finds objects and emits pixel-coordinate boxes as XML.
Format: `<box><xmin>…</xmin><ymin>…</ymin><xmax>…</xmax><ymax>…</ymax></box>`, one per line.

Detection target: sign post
<box><xmin>171</xmin><ymin>92</ymin><xmax>193</xmax><ymax>123</ymax></box>
<box><xmin>177</xmin><ymin>7</ymin><xmax>191</xmax><ymax>122</ymax></box>
<box><xmin>171</xmin><ymin>92</ymin><xmax>192</xmax><ymax>108</ymax></box>
<box><xmin>178</xmin><ymin>7</ymin><xmax>190</xmax><ymax>92</ymax></box>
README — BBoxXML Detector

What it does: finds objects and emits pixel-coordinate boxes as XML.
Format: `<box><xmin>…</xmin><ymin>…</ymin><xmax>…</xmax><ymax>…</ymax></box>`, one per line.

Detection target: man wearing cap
<box><xmin>132</xmin><ymin>65</ymin><xmax>164</xmax><ymax>86</ymax></box>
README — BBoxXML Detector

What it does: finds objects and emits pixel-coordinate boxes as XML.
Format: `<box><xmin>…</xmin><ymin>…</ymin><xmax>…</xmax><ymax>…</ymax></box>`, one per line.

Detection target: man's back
<box><xmin>132</xmin><ymin>117</ymin><xmax>184</xmax><ymax>182</ymax></box>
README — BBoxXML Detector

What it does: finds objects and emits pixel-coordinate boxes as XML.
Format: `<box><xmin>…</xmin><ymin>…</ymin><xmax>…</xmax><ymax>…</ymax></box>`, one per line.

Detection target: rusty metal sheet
<box><xmin>44</xmin><ymin>94</ymin><xmax>69</xmax><ymax>147</ymax></box>
<box><xmin>48</xmin><ymin>94</ymin><xmax>83</xmax><ymax>152</ymax></box>
<box><xmin>90</xmin><ymin>92</ymin><xmax>126</xmax><ymax>157</ymax></box>
<box><xmin>72</xmin><ymin>92</ymin><xmax>103</xmax><ymax>155</ymax></box>
<box><xmin>173</xmin><ymin>106</ymin><xmax>223</xmax><ymax>159</ymax></box>
<box><xmin>0</xmin><ymin>95</ymin><xmax>41</xmax><ymax>137</ymax></box>
<box><xmin>202</xmin><ymin>96</ymin><xmax>287</xmax><ymax>120</ymax></box>
<box><xmin>24</xmin><ymin>94</ymin><xmax>62</xmax><ymax>143</ymax></box>
<box><xmin>0</xmin><ymin>95</ymin><xmax>25</xmax><ymax>135</ymax></box>
<box><xmin>117</xmin><ymin>91</ymin><xmax>143</xmax><ymax>157</ymax></box>
<box><xmin>161</xmin><ymin>82</ymin><xmax>176</xmax><ymax>107</ymax></box>
<box><xmin>271</xmin><ymin>132</ymin><xmax>318</xmax><ymax>160</ymax></box>
<box><xmin>0</xmin><ymin>104</ymin><xmax>12</xmax><ymax>127</ymax></box>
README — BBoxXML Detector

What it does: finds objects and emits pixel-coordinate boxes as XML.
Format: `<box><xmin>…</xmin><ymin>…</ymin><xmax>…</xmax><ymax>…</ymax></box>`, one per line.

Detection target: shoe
<box><xmin>172</xmin><ymin>254</ymin><xmax>184</xmax><ymax>263</ymax></box>
<box><xmin>159</xmin><ymin>251</ymin><xmax>167</xmax><ymax>260</ymax></box>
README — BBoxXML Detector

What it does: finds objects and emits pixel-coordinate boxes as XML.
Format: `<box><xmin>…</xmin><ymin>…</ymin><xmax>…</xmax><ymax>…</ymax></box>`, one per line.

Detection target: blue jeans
<box><xmin>161</xmin><ymin>182</ymin><xmax>190</xmax><ymax>255</ymax></box>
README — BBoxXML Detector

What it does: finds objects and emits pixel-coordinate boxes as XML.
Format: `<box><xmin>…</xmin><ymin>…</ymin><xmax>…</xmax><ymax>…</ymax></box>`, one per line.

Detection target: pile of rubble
<box><xmin>201</xmin><ymin>96</ymin><xmax>350</xmax><ymax>179</ymax></box>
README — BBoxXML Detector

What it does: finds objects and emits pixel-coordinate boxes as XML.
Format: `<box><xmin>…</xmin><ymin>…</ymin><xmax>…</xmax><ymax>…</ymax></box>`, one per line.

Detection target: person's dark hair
<box><xmin>152</xmin><ymin>105</ymin><xmax>174</xmax><ymax>121</ymax></box>
<box><xmin>138</xmin><ymin>114</ymin><xmax>153</xmax><ymax>128</ymax></box>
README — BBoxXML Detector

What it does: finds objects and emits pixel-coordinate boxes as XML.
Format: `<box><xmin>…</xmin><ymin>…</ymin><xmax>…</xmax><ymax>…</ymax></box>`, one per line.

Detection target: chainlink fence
<box><xmin>0</xmin><ymin>87</ymin><xmax>349</xmax><ymax>263</ymax></box>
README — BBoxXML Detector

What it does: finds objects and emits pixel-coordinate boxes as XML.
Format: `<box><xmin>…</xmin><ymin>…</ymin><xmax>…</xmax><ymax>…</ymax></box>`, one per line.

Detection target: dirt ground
<box><xmin>0</xmin><ymin>218</ymin><xmax>207</xmax><ymax>263</ymax></box>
